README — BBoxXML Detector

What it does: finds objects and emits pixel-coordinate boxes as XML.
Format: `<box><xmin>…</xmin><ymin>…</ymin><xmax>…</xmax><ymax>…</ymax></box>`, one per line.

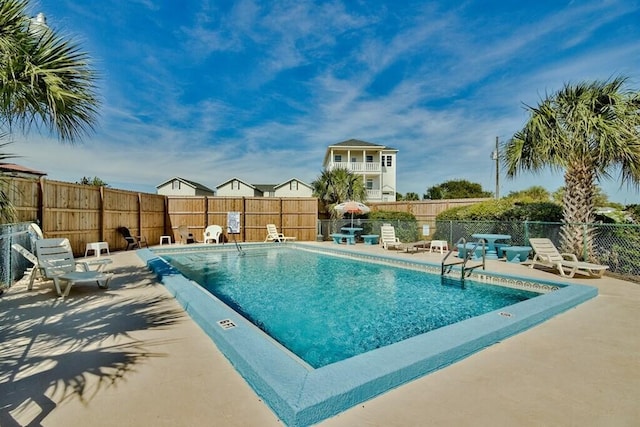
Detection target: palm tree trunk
<box><xmin>559</xmin><ymin>164</ymin><xmax>596</xmax><ymax>260</ymax></box>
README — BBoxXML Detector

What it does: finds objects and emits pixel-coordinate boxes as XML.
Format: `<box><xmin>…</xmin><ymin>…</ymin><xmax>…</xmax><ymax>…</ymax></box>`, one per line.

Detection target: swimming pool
<box><xmin>140</xmin><ymin>243</ymin><xmax>597</xmax><ymax>427</ymax></box>
<box><xmin>161</xmin><ymin>247</ymin><xmax>540</xmax><ymax>368</ymax></box>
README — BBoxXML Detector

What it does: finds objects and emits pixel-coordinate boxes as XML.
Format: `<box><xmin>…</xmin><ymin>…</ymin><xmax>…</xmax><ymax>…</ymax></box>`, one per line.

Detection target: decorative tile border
<box><xmin>293</xmin><ymin>244</ymin><xmax>559</xmax><ymax>294</ymax></box>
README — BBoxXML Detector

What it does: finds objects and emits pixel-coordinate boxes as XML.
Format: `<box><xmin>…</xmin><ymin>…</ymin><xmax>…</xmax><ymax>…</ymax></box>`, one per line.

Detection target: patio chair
<box><xmin>34</xmin><ymin>238</ymin><xmax>113</xmax><ymax>298</ymax></box>
<box><xmin>380</xmin><ymin>224</ymin><xmax>402</xmax><ymax>250</ymax></box>
<box><xmin>264</xmin><ymin>224</ymin><xmax>296</xmax><ymax>242</ymax></box>
<box><xmin>117</xmin><ymin>226</ymin><xmax>148</xmax><ymax>250</ymax></box>
<box><xmin>178</xmin><ymin>225</ymin><xmax>196</xmax><ymax>244</ymax></box>
<box><xmin>528</xmin><ymin>238</ymin><xmax>609</xmax><ymax>278</ymax></box>
<box><xmin>204</xmin><ymin>225</ymin><xmax>223</xmax><ymax>243</ymax></box>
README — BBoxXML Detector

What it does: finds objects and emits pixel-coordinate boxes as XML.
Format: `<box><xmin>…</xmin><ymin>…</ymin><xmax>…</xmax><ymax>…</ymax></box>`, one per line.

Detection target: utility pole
<box><xmin>491</xmin><ymin>136</ymin><xmax>499</xmax><ymax>199</ymax></box>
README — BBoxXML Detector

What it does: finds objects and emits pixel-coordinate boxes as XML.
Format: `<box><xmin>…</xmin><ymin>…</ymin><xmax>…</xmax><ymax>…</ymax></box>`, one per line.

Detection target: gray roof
<box><xmin>157</xmin><ymin>176</ymin><xmax>215</xmax><ymax>193</ymax></box>
<box><xmin>216</xmin><ymin>177</ymin><xmax>256</xmax><ymax>190</ymax></box>
<box><xmin>329</xmin><ymin>139</ymin><xmax>398</xmax><ymax>151</ymax></box>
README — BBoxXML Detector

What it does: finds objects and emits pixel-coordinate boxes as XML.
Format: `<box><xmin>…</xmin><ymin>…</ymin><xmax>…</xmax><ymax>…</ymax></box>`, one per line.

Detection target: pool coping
<box><xmin>138</xmin><ymin>244</ymin><xmax>597</xmax><ymax>427</ymax></box>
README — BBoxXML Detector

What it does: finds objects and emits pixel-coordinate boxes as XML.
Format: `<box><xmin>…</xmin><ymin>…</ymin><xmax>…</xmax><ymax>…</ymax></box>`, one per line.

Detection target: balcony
<box><xmin>328</xmin><ymin>161</ymin><xmax>381</xmax><ymax>173</ymax></box>
<box><xmin>366</xmin><ymin>189</ymin><xmax>381</xmax><ymax>200</ymax></box>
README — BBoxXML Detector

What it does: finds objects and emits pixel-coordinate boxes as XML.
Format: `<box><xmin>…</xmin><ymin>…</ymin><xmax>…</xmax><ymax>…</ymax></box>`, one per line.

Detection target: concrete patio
<box><xmin>1</xmin><ymin>243</ymin><xmax>638</xmax><ymax>426</ymax></box>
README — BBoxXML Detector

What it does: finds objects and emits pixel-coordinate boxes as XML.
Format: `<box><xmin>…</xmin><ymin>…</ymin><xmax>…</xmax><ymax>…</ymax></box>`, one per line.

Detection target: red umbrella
<box><xmin>334</xmin><ymin>201</ymin><xmax>370</xmax><ymax>226</ymax></box>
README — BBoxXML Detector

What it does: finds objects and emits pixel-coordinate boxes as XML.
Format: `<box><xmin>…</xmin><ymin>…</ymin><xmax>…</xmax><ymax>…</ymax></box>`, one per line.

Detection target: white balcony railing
<box><xmin>329</xmin><ymin>162</ymin><xmax>381</xmax><ymax>173</ymax></box>
<box><xmin>366</xmin><ymin>189</ymin><xmax>381</xmax><ymax>200</ymax></box>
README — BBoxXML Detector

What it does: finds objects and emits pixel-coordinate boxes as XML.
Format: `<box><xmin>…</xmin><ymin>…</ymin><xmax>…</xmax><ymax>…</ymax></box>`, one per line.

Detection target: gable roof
<box><xmin>273</xmin><ymin>178</ymin><xmax>313</xmax><ymax>190</ymax></box>
<box><xmin>156</xmin><ymin>176</ymin><xmax>215</xmax><ymax>193</ymax></box>
<box><xmin>216</xmin><ymin>177</ymin><xmax>257</xmax><ymax>190</ymax></box>
<box><xmin>328</xmin><ymin>138</ymin><xmax>398</xmax><ymax>151</ymax></box>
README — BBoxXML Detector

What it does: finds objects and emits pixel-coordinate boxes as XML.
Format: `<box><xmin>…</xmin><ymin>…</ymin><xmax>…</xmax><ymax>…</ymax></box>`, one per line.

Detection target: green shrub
<box><xmin>436</xmin><ymin>199</ymin><xmax>562</xmax><ymax>222</ymax></box>
<box><xmin>368</xmin><ymin>210</ymin><xmax>420</xmax><ymax>242</ymax></box>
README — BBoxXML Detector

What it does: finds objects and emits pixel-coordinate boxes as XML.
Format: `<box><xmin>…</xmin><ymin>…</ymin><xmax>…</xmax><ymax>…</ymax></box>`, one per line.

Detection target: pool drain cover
<box><xmin>218</xmin><ymin>319</ymin><xmax>237</xmax><ymax>329</ymax></box>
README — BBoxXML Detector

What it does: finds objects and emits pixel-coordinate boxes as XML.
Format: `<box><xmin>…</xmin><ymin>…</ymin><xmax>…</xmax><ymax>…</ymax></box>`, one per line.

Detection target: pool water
<box><xmin>162</xmin><ymin>247</ymin><xmax>539</xmax><ymax>368</ymax></box>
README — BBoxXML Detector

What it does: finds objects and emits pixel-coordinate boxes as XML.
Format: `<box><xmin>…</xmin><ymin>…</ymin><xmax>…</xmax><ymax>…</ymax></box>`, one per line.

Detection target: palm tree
<box><xmin>0</xmin><ymin>0</ymin><xmax>99</xmax><ymax>222</ymax></box>
<box><xmin>503</xmin><ymin>77</ymin><xmax>640</xmax><ymax>259</ymax></box>
<box><xmin>312</xmin><ymin>167</ymin><xmax>366</xmax><ymax>218</ymax></box>
<box><xmin>0</xmin><ymin>0</ymin><xmax>99</xmax><ymax>141</ymax></box>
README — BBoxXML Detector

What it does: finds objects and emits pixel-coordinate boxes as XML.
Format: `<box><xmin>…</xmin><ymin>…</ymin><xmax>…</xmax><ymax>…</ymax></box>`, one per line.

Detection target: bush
<box><xmin>436</xmin><ymin>199</ymin><xmax>562</xmax><ymax>222</ymax></box>
<box><xmin>368</xmin><ymin>210</ymin><xmax>420</xmax><ymax>242</ymax></box>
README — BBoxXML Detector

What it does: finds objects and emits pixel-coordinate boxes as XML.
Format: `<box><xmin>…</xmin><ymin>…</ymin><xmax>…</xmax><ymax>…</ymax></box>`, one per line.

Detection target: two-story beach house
<box><xmin>322</xmin><ymin>139</ymin><xmax>397</xmax><ymax>202</ymax></box>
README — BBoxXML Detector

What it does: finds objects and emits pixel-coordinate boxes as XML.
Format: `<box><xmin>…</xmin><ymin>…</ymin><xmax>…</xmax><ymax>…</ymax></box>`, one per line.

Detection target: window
<box><xmin>334</xmin><ymin>155</ymin><xmax>342</xmax><ymax>163</ymax></box>
<box><xmin>172</xmin><ymin>180</ymin><xmax>180</xmax><ymax>190</ymax></box>
<box><xmin>381</xmin><ymin>155</ymin><xmax>385</xmax><ymax>166</ymax></box>
<box><xmin>366</xmin><ymin>155</ymin><xmax>373</xmax><ymax>163</ymax></box>
<box><xmin>386</xmin><ymin>156</ymin><xmax>392</xmax><ymax>166</ymax></box>
<box><xmin>366</xmin><ymin>179</ymin><xmax>373</xmax><ymax>190</ymax></box>
<box><xmin>290</xmin><ymin>181</ymin><xmax>298</xmax><ymax>190</ymax></box>
<box><xmin>351</xmin><ymin>157</ymin><xmax>357</xmax><ymax>163</ymax></box>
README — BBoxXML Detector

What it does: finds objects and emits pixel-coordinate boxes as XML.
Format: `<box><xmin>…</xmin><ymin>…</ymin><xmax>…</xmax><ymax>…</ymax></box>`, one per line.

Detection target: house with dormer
<box><xmin>322</xmin><ymin>139</ymin><xmax>397</xmax><ymax>202</ymax></box>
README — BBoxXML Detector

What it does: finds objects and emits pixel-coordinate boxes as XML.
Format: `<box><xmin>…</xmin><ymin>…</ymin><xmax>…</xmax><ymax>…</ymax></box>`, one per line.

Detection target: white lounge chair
<box><xmin>34</xmin><ymin>238</ymin><xmax>113</xmax><ymax>297</ymax></box>
<box><xmin>528</xmin><ymin>238</ymin><xmax>609</xmax><ymax>278</ymax></box>
<box><xmin>380</xmin><ymin>224</ymin><xmax>402</xmax><ymax>250</ymax></box>
<box><xmin>204</xmin><ymin>225</ymin><xmax>223</xmax><ymax>243</ymax></box>
<box><xmin>264</xmin><ymin>224</ymin><xmax>296</xmax><ymax>242</ymax></box>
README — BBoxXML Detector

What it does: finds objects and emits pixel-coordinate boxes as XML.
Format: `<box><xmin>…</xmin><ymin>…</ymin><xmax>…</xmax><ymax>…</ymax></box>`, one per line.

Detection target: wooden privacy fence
<box><xmin>167</xmin><ymin>196</ymin><xmax>318</xmax><ymax>242</ymax></box>
<box><xmin>6</xmin><ymin>177</ymin><xmax>166</xmax><ymax>255</ymax></box>
<box><xmin>4</xmin><ymin>177</ymin><xmax>319</xmax><ymax>255</ymax></box>
<box><xmin>4</xmin><ymin>176</ymin><xmax>485</xmax><ymax>255</ymax></box>
<box><xmin>369</xmin><ymin>198</ymin><xmax>491</xmax><ymax>231</ymax></box>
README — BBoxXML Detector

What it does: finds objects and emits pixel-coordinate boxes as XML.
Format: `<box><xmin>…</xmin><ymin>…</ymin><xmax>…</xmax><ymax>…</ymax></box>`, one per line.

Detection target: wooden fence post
<box><xmin>38</xmin><ymin>177</ymin><xmax>45</xmax><ymax>230</ymax></box>
<box><xmin>99</xmin><ymin>186</ymin><xmax>105</xmax><ymax>240</ymax></box>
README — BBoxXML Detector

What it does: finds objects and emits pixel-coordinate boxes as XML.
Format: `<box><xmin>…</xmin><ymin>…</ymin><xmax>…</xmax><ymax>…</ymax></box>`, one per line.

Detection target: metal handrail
<box><xmin>441</xmin><ymin>237</ymin><xmax>486</xmax><ymax>280</ymax></box>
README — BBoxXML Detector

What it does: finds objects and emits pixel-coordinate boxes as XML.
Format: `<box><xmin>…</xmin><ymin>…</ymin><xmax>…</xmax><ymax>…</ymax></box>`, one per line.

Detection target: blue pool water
<box><xmin>161</xmin><ymin>247</ymin><xmax>539</xmax><ymax>368</ymax></box>
<box><xmin>144</xmin><ymin>244</ymin><xmax>597</xmax><ymax>426</ymax></box>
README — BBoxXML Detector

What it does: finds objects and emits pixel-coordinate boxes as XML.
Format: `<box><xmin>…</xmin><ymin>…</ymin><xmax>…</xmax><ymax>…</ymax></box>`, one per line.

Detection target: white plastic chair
<box><xmin>204</xmin><ymin>225</ymin><xmax>223</xmax><ymax>243</ymax></box>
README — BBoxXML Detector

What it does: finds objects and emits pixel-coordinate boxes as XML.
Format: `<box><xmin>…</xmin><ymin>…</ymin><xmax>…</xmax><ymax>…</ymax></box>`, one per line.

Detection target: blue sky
<box><xmin>12</xmin><ymin>0</ymin><xmax>640</xmax><ymax>203</ymax></box>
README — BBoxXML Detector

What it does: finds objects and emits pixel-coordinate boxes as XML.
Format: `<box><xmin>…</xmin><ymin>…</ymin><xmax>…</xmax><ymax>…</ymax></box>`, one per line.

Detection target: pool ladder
<box><xmin>441</xmin><ymin>237</ymin><xmax>486</xmax><ymax>281</ymax></box>
<box><xmin>227</xmin><ymin>228</ymin><xmax>245</xmax><ymax>256</ymax></box>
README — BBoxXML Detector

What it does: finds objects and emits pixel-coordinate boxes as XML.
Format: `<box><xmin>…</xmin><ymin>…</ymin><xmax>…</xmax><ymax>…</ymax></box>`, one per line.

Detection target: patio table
<box><xmin>341</xmin><ymin>227</ymin><xmax>363</xmax><ymax>235</ymax></box>
<box><xmin>341</xmin><ymin>227</ymin><xmax>363</xmax><ymax>242</ymax></box>
<box><xmin>471</xmin><ymin>233</ymin><xmax>511</xmax><ymax>260</ymax></box>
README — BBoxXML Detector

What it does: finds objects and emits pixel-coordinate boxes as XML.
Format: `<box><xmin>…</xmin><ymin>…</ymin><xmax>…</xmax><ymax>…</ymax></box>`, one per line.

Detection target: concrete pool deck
<box><xmin>1</xmin><ymin>242</ymin><xmax>639</xmax><ymax>426</ymax></box>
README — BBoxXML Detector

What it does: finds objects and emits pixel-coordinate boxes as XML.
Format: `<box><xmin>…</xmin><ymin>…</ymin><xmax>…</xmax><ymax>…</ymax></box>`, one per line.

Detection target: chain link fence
<box><xmin>435</xmin><ymin>220</ymin><xmax>640</xmax><ymax>280</ymax></box>
<box><xmin>318</xmin><ymin>219</ymin><xmax>640</xmax><ymax>282</ymax></box>
<box><xmin>0</xmin><ymin>222</ymin><xmax>36</xmax><ymax>290</ymax></box>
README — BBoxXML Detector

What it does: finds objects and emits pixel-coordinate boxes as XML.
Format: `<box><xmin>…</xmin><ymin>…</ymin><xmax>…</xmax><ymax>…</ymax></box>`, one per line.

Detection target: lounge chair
<box><xmin>204</xmin><ymin>225</ymin><xmax>223</xmax><ymax>243</ymax></box>
<box><xmin>34</xmin><ymin>238</ymin><xmax>113</xmax><ymax>297</ymax></box>
<box><xmin>116</xmin><ymin>226</ymin><xmax>148</xmax><ymax>250</ymax></box>
<box><xmin>264</xmin><ymin>224</ymin><xmax>296</xmax><ymax>242</ymax></box>
<box><xmin>528</xmin><ymin>238</ymin><xmax>609</xmax><ymax>278</ymax></box>
<box><xmin>398</xmin><ymin>240</ymin><xmax>431</xmax><ymax>253</ymax></box>
<box><xmin>12</xmin><ymin>243</ymin><xmax>42</xmax><ymax>284</ymax></box>
<box><xmin>380</xmin><ymin>224</ymin><xmax>402</xmax><ymax>250</ymax></box>
<box><xmin>178</xmin><ymin>225</ymin><xmax>196</xmax><ymax>244</ymax></box>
